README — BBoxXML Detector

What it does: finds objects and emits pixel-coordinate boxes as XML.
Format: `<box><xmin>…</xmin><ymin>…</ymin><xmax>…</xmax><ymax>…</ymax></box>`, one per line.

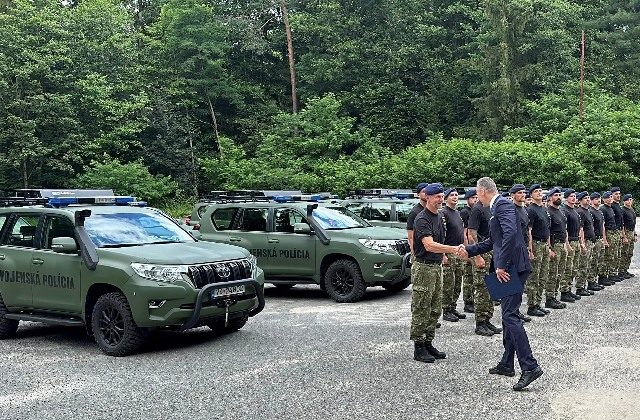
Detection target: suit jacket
<box><xmin>466</xmin><ymin>196</ymin><xmax>532</xmax><ymax>274</ymax></box>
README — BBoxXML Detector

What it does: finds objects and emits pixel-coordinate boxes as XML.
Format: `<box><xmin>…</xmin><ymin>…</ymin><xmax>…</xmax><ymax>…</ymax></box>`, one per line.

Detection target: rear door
<box><xmin>268</xmin><ymin>208</ymin><xmax>316</xmax><ymax>277</ymax></box>
<box><xmin>199</xmin><ymin>207</ymin><xmax>241</xmax><ymax>243</ymax></box>
<box><xmin>31</xmin><ymin>214</ymin><xmax>82</xmax><ymax>313</ymax></box>
<box><xmin>0</xmin><ymin>213</ymin><xmax>42</xmax><ymax>308</ymax></box>
<box><xmin>228</xmin><ymin>207</ymin><xmax>272</xmax><ymax>269</ymax></box>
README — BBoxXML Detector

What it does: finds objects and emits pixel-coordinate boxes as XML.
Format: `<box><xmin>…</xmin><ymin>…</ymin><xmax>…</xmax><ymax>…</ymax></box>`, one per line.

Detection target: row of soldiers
<box><xmin>407</xmin><ymin>182</ymin><xmax>637</xmax><ymax>337</ymax></box>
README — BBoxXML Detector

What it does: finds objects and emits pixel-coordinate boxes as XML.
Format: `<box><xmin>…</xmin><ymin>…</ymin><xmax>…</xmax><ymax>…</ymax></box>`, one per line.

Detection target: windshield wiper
<box><xmin>100</xmin><ymin>243</ymin><xmax>144</xmax><ymax>248</ymax></box>
<box><xmin>150</xmin><ymin>240</ymin><xmax>184</xmax><ymax>245</ymax></box>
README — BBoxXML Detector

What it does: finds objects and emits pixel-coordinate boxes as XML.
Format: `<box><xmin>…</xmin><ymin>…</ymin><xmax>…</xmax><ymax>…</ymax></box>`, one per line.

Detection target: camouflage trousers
<box><xmin>463</xmin><ymin>260</ymin><xmax>474</xmax><ymax>304</ymax></box>
<box><xmin>622</xmin><ymin>238</ymin><xmax>635</xmax><ymax>272</ymax></box>
<box><xmin>526</xmin><ymin>240</ymin><xmax>550</xmax><ymax>308</ymax></box>
<box><xmin>560</xmin><ymin>240</ymin><xmax>580</xmax><ymax>293</ymax></box>
<box><xmin>592</xmin><ymin>240</ymin><xmax>605</xmax><ymax>280</ymax></box>
<box><xmin>410</xmin><ymin>261</ymin><xmax>443</xmax><ymax>343</ymax></box>
<box><xmin>442</xmin><ymin>254</ymin><xmax>464</xmax><ymax>312</ymax></box>
<box><xmin>604</xmin><ymin>230</ymin><xmax>621</xmax><ymax>276</ymax></box>
<box><xmin>576</xmin><ymin>240</ymin><xmax>595</xmax><ymax>290</ymax></box>
<box><xmin>546</xmin><ymin>242</ymin><xmax>567</xmax><ymax>299</ymax></box>
<box><xmin>472</xmin><ymin>252</ymin><xmax>494</xmax><ymax>322</ymax></box>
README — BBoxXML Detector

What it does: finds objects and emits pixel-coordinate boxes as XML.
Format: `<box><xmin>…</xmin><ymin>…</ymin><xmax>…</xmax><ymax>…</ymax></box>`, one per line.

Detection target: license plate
<box><xmin>212</xmin><ymin>285</ymin><xmax>246</xmax><ymax>298</ymax></box>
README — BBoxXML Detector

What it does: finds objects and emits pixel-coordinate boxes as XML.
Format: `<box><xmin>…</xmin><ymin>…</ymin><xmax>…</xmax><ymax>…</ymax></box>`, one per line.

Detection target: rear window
<box><xmin>212</xmin><ymin>208</ymin><xmax>239</xmax><ymax>231</ymax></box>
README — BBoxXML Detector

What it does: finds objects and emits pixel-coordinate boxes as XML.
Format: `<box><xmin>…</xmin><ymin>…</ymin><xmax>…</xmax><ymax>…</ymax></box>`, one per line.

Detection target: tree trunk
<box><xmin>22</xmin><ymin>160</ymin><xmax>28</xmax><ymax>189</ymax></box>
<box><xmin>280</xmin><ymin>0</ymin><xmax>298</xmax><ymax>114</ymax></box>
<box><xmin>185</xmin><ymin>109</ymin><xmax>198</xmax><ymax>196</ymax></box>
<box><xmin>207</xmin><ymin>96</ymin><xmax>222</xmax><ymax>158</ymax></box>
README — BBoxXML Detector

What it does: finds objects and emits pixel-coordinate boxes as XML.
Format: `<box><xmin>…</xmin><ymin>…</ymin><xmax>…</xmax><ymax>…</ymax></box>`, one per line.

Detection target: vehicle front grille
<box><xmin>187</xmin><ymin>259</ymin><xmax>252</xmax><ymax>289</ymax></box>
<box><xmin>392</xmin><ymin>240</ymin><xmax>410</xmax><ymax>255</ymax></box>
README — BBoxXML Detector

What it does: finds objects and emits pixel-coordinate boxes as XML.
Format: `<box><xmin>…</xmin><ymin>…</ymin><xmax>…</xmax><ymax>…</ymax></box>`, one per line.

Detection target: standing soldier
<box><xmin>559</xmin><ymin>189</ymin><xmax>584</xmax><ymax>302</ymax></box>
<box><xmin>510</xmin><ymin>184</ymin><xmax>532</xmax><ymax>322</ymax></box>
<box><xmin>575</xmin><ymin>192</ymin><xmax>600</xmax><ymax>294</ymax></box>
<box><xmin>526</xmin><ymin>184</ymin><xmax>552</xmax><ymax>317</ymax></box>
<box><xmin>545</xmin><ymin>187</ymin><xmax>568</xmax><ymax>310</ymax></box>
<box><xmin>441</xmin><ymin>188</ymin><xmax>467</xmax><ymax>322</ymax></box>
<box><xmin>589</xmin><ymin>193</ymin><xmax>610</xmax><ymax>287</ymax></box>
<box><xmin>610</xmin><ymin>187</ymin><xmax>625</xmax><ymax>280</ymax></box>
<box><xmin>410</xmin><ymin>183</ymin><xmax>461</xmax><ymax>363</ymax></box>
<box><xmin>459</xmin><ymin>189</ymin><xmax>477</xmax><ymax>313</ymax></box>
<box><xmin>601</xmin><ymin>192</ymin><xmax>620</xmax><ymax>283</ymax></box>
<box><xmin>468</xmin><ymin>194</ymin><xmax>501</xmax><ymax>336</ymax></box>
<box><xmin>407</xmin><ymin>182</ymin><xmax>429</xmax><ymax>254</ymax></box>
<box><xmin>621</xmin><ymin>194</ymin><xmax>637</xmax><ymax>278</ymax></box>
<box><xmin>525</xmin><ymin>193</ymin><xmax>533</xmax><ymax>208</ymax></box>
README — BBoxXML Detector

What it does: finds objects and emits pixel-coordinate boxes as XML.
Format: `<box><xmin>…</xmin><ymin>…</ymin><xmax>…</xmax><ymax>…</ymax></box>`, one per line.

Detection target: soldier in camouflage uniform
<box><xmin>575</xmin><ymin>191</ymin><xmax>599</xmax><ymax>295</ymax></box>
<box><xmin>545</xmin><ymin>187</ymin><xmax>568</xmax><ymax>309</ymax></box>
<box><xmin>459</xmin><ymin>189</ymin><xmax>478</xmax><ymax>313</ymax></box>
<box><xmin>441</xmin><ymin>188</ymin><xmax>467</xmax><ymax>322</ymax></box>
<box><xmin>611</xmin><ymin>188</ymin><xmax>626</xmax><ymax>278</ymax></box>
<box><xmin>525</xmin><ymin>184</ymin><xmax>552</xmax><ymax>317</ymax></box>
<box><xmin>621</xmin><ymin>194</ymin><xmax>637</xmax><ymax>277</ymax></box>
<box><xmin>559</xmin><ymin>189</ymin><xmax>584</xmax><ymax>302</ymax></box>
<box><xmin>589</xmin><ymin>193</ymin><xmax>609</xmax><ymax>288</ymax></box>
<box><xmin>411</xmin><ymin>183</ymin><xmax>462</xmax><ymax>363</ymax></box>
<box><xmin>600</xmin><ymin>191</ymin><xmax>620</xmax><ymax>283</ymax></box>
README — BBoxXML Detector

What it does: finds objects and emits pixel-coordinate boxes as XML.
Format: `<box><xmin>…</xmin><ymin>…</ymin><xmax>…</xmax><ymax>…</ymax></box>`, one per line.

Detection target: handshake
<box><xmin>454</xmin><ymin>244</ymin><xmax>468</xmax><ymax>259</ymax></box>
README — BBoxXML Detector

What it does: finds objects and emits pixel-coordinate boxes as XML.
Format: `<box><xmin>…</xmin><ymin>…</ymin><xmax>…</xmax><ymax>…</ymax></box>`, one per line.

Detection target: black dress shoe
<box><xmin>560</xmin><ymin>292</ymin><xmax>575</xmax><ymax>302</ymax></box>
<box><xmin>513</xmin><ymin>366</ymin><xmax>543</xmax><ymax>391</ymax></box>
<box><xmin>537</xmin><ymin>305</ymin><xmax>551</xmax><ymax>314</ymax></box>
<box><xmin>517</xmin><ymin>311</ymin><xmax>532</xmax><ymax>322</ymax></box>
<box><xmin>443</xmin><ymin>311</ymin><xmax>459</xmax><ymax>322</ymax></box>
<box><xmin>489</xmin><ymin>363</ymin><xmax>515</xmax><ymax>377</ymax></box>
<box><xmin>576</xmin><ymin>288</ymin><xmax>591</xmax><ymax>296</ymax></box>
<box><xmin>475</xmin><ymin>322</ymin><xmax>494</xmax><ymax>336</ymax></box>
<box><xmin>414</xmin><ymin>342</ymin><xmax>436</xmax><ymax>363</ymax></box>
<box><xmin>425</xmin><ymin>342</ymin><xmax>446</xmax><ymax>359</ymax></box>
<box><xmin>527</xmin><ymin>306</ymin><xmax>545</xmax><ymax>317</ymax></box>
<box><xmin>463</xmin><ymin>303</ymin><xmax>475</xmax><ymax>313</ymax></box>
<box><xmin>451</xmin><ymin>309</ymin><xmax>467</xmax><ymax>319</ymax></box>
<box><xmin>486</xmin><ymin>321</ymin><xmax>502</xmax><ymax>333</ymax></box>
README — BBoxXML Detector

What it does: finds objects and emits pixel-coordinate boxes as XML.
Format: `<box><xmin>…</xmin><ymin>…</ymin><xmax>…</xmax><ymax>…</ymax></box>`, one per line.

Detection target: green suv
<box><xmin>342</xmin><ymin>190</ymin><xmax>418</xmax><ymax>229</ymax></box>
<box><xmin>0</xmin><ymin>194</ymin><xmax>265</xmax><ymax>356</ymax></box>
<box><xmin>194</xmin><ymin>196</ymin><xmax>411</xmax><ymax>302</ymax></box>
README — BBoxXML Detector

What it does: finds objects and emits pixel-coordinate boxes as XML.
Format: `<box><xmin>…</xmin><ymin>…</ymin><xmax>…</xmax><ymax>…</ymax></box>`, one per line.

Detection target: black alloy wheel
<box><xmin>324</xmin><ymin>259</ymin><xmax>366</xmax><ymax>303</ymax></box>
<box><xmin>98</xmin><ymin>306</ymin><xmax>125</xmax><ymax>347</ymax></box>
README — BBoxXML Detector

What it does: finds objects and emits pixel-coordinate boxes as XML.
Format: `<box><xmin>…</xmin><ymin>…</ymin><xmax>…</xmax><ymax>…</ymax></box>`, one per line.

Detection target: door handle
<box><xmin>268</xmin><ymin>239</ymin><xmax>279</xmax><ymax>244</ymax></box>
<box><xmin>0</xmin><ymin>254</ymin><xmax>5</xmax><ymax>260</ymax></box>
<box><xmin>32</xmin><ymin>258</ymin><xmax>45</xmax><ymax>265</ymax></box>
<box><xmin>229</xmin><ymin>237</ymin><xmax>242</xmax><ymax>242</ymax></box>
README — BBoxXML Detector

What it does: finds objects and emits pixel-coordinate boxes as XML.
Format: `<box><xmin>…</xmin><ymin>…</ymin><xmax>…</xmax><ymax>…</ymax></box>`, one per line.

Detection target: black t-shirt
<box><xmin>442</xmin><ymin>205</ymin><xmax>464</xmax><ymax>245</ymax></box>
<box><xmin>515</xmin><ymin>204</ymin><xmax>529</xmax><ymax>244</ymax></box>
<box><xmin>527</xmin><ymin>203</ymin><xmax>550</xmax><ymax>241</ymax></box>
<box><xmin>577</xmin><ymin>206</ymin><xmax>595</xmax><ymax>240</ymax></box>
<box><xmin>562</xmin><ymin>205</ymin><xmax>581</xmax><ymax>239</ymax></box>
<box><xmin>459</xmin><ymin>205</ymin><xmax>472</xmax><ymax>227</ymax></box>
<box><xmin>548</xmin><ymin>206</ymin><xmax>567</xmax><ymax>238</ymax></box>
<box><xmin>413</xmin><ymin>208</ymin><xmax>446</xmax><ymax>263</ymax></box>
<box><xmin>467</xmin><ymin>202</ymin><xmax>490</xmax><ymax>240</ymax></box>
<box><xmin>623</xmin><ymin>206</ymin><xmax>636</xmax><ymax>232</ymax></box>
<box><xmin>406</xmin><ymin>202</ymin><xmax>424</xmax><ymax>230</ymax></box>
<box><xmin>612</xmin><ymin>202</ymin><xmax>624</xmax><ymax>229</ymax></box>
<box><xmin>601</xmin><ymin>204</ymin><xmax>617</xmax><ymax>231</ymax></box>
<box><xmin>590</xmin><ymin>206</ymin><xmax>604</xmax><ymax>238</ymax></box>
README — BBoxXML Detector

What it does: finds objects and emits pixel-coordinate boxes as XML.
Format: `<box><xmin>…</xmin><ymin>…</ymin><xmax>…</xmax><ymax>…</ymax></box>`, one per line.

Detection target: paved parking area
<box><xmin>2</xmin><ymin>253</ymin><xmax>640</xmax><ymax>420</ymax></box>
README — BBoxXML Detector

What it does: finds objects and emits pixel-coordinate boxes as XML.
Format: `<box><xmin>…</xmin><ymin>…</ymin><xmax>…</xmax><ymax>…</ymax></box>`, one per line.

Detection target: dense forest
<box><xmin>1</xmin><ymin>0</ymin><xmax>639</xmax><ymax>207</ymax></box>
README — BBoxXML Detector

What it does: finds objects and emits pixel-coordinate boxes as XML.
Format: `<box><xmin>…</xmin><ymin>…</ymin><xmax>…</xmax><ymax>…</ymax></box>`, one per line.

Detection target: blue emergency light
<box><xmin>273</xmin><ymin>195</ymin><xmax>293</xmax><ymax>203</ymax></box>
<box><xmin>47</xmin><ymin>196</ymin><xmax>145</xmax><ymax>208</ymax></box>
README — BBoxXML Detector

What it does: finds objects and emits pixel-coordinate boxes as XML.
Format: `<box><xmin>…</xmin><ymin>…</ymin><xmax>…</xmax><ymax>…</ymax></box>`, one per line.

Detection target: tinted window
<box><xmin>42</xmin><ymin>216</ymin><xmax>77</xmax><ymax>249</ymax></box>
<box><xmin>238</xmin><ymin>208</ymin><xmax>268</xmax><ymax>232</ymax></box>
<box><xmin>196</xmin><ymin>204</ymin><xmax>209</xmax><ymax>218</ymax></box>
<box><xmin>367</xmin><ymin>203</ymin><xmax>392</xmax><ymax>221</ymax></box>
<box><xmin>396</xmin><ymin>202</ymin><xmax>416</xmax><ymax>223</ymax></box>
<box><xmin>212</xmin><ymin>208</ymin><xmax>239</xmax><ymax>231</ymax></box>
<box><xmin>274</xmin><ymin>208</ymin><xmax>307</xmax><ymax>233</ymax></box>
<box><xmin>2</xmin><ymin>215</ymin><xmax>41</xmax><ymax>248</ymax></box>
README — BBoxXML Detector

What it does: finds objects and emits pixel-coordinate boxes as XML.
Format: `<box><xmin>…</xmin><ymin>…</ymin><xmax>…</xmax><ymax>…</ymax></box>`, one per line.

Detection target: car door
<box><xmin>31</xmin><ymin>214</ymin><xmax>82</xmax><ymax>313</ymax></box>
<box><xmin>228</xmin><ymin>207</ymin><xmax>272</xmax><ymax>269</ymax></box>
<box><xmin>268</xmin><ymin>208</ymin><xmax>316</xmax><ymax>277</ymax></box>
<box><xmin>0</xmin><ymin>213</ymin><xmax>42</xmax><ymax>308</ymax></box>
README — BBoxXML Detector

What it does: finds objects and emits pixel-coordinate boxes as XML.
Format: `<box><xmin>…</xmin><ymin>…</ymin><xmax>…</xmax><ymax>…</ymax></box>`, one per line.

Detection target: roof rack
<box><xmin>346</xmin><ymin>189</ymin><xmax>416</xmax><ymax>200</ymax></box>
<box><xmin>0</xmin><ymin>195</ymin><xmax>146</xmax><ymax>209</ymax></box>
<box><xmin>0</xmin><ymin>197</ymin><xmax>49</xmax><ymax>207</ymax></box>
<box><xmin>3</xmin><ymin>188</ymin><xmax>116</xmax><ymax>199</ymax></box>
<box><xmin>198</xmin><ymin>190</ymin><xmax>340</xmax><ymax>204</ymax></box>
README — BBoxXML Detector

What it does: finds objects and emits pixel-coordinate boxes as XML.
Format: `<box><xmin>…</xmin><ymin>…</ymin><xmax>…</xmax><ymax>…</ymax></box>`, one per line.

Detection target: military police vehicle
<box><xmin>194</xmin><ymin>192</ymin><xmax>411</xmax><ymax>303</ymax></box>
<box><xmin>0</xmin><ymin>192</ymin><xmax>265</xmax><ymax>356</ymax></box>
<box><xmin>341</xmin><ymin>189</ymin><xmax>418</xmax><ymax>229</ymax></box>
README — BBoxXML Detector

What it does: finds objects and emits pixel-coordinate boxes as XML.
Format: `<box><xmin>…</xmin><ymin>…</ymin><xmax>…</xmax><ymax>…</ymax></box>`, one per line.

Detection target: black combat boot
<box><xmin>442</xmin><ymin>311</ymin><xmax>458</xmax><ymax>322</ymax></box>
<box><xmin>489</xmin><ymin>363</ymin><xmax>515</xmax><ymax>377</ymax></box>
<box><xmin>475</xmin><ymin>322</ymin><xmax>494</xmax><ymax>336</ymax></box>
<box><xmin>569</xmin><ymin>291</ymin><xmax>581</xmax><ymax>300</ymax></box>
<box><xmin>537</xmin><ymin>305</ymin><xmax>551</xmax><ymax>314</ymax></box>
<box><xmin>451</xmin><ymin>309</ymin><xmax>467</xmax><ymax>319</ymax></box>
<box><xmin>546</xmin><ymin>297</ymin><xmax>566</xmax><ymax>309</ymax></box>
<box><xmin>576</xmin><ymin>288</ymin><xmax>591</xmax><ymax>296</ymax></box>
<box><xmin>527</xmin><ymin>306</ymin><xmax>546</xmax><ymax>317</ymax></box>
<box><xmin>486</xmin><ymin>321</ymin><xmax>502</xmax><ymax>334</ymax></box>
<box><xmin>560</xmin><ymin>292</ymin><xmax>575</xmax><ymax>303</ymax></box>
<box><xmin>517</xmin><ymin>311</ymin><xmax>532</xmax><ymax>322</ymax></box>
<box><xmin>598</xmin><ymin>276</ymin><xmax>615</xmax><ymax>286</ymax></box>
<box><xmin>414</xmin><ymin>342</ymin><xmax>436</xmax><ymax>363</ymax></box>
<box><xmin>587</xmin><ymin>282</ymin><xmax>603</xmax><ymax>291</ymax></box>
<box><xmin>425</xmin><ymin>342</ymin><xmax>446</xmax><ymax>359</ymax></box>
<box><xmin>463</xmin><ymin>303</ymin><xmax>475</xmax><ymax>313</ymax></box>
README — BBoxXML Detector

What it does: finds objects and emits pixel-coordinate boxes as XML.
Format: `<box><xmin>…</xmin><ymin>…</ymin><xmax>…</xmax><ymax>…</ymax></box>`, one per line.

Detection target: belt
<box><xmin>532</xmin><ymin>237</ymin><xmax>549</xmax><ymax>242</ymax></box>
<box><xmin>568</xmin><ymin>236</ymin><xmax>579</xmax><ymax>241</ymax></box>
<box><xmin>414</xmin><ymin>258</ymin><xmax>442</xmax><ymax>265</ymax></box>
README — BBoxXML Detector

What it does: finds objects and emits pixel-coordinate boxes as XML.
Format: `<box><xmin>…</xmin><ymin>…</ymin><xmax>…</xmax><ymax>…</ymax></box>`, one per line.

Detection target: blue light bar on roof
<box><xmin>394</xmin><ymin>193</ymin><xmax>413</xmax><ymax>199</ymax></box>
<box><xmin>47</xmin><ymin>196</ymin><xmax>140</xmax><ymax>208</ymax></box>
<box><xmin>273</xmin><ymin>195</ymin><xmax>293</xmax><ymax>203</ymax></box>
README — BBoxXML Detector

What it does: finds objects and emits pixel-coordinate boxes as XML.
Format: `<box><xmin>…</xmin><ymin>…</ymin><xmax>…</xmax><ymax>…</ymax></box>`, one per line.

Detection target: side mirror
<box><xmin>51</xmin><ymin>237</ymin><xmax>79</xmax><ymax>254</ymax></box>
<box><xmin>293</xmin><ymin>223</ymin><xmax>312</xmax><ymax>235</ymax></box>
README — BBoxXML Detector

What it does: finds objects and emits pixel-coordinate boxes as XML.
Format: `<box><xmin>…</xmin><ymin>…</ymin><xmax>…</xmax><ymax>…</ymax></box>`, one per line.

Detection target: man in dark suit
<box><xmin>458</xmin><ymin>177</ymin><xmax>543</xmax><ymax>391</ymax></box>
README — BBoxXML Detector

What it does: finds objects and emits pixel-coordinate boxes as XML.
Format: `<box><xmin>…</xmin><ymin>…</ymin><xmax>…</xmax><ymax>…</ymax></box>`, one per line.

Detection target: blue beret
<box><xmin>464</xmin><ymin>188</ymin><xmax>477</xmax><ymax>199</ymax></box>
<box><xmin>623</xmin><ymin>194</ymin><xmax>632</xmax><ymax>201</ymax></box>
<box><xmin>603</xmin><ymin>191</ymin><xmax>612</xmax><ymax>199</ymax></box>
<box><xmin>576</xmin><ymin>191</ymin><xmax>588</xmax><ymax>201</ymax></box>
<box><xmin>564</xmin><ymin>188</ymin><xmax>576</xmax><ymax>198</ymax></box>
<box><xmin>444</xmin><ymin>188</ymin><xmax>455</xmax><ymax>198</ymax></box>
<box><xmin>590</xmin><ymin>192</ymin><xmax>601</xmax><ymax>200</ymax></box>
<box><xmin>424</xmin><ymin>183</ymin><xmax>444</xmax><ymax>195</ymax></box>
<box><xmin>529</xmin><ymin>183</ymin><xmax>542</xmax><ymax>193</ymax></box>
<box><xmin>547</xmin><ymin>187</ymin><xmax>561</xmax><ymax>197</ymax></box>
<box><xmin>416</xmin><ymin>182</ymin><xmax>429</xmax><ymax>193</ymax></box>
<box><xmin>509</xmin><ymin>184</ymin><xmax>526</xmax><ymax>193</ymax></box>
<box><xmin>610</xmin><ymin>187</ymin><xmax>621</xmax><ymax>193</ymax></box>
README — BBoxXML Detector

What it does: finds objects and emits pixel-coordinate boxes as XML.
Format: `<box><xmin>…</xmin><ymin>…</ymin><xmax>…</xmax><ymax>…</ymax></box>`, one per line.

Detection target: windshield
<box><xmin>312</xmin><ymin>207</ymin><xmax>369</xmax><ymax>230</ymax></box>
<box><xmin>85</xmin><ymin>211</ymin><xmax>195</xmax><ymax>248</ymax></box>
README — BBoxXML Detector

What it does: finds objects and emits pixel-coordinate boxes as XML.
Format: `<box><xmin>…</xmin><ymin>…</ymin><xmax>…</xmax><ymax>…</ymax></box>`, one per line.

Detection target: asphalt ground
<box><xmin>2</xmin><ymin>249</ymin><xmax>640</xmax><ymax>420</ymax></box>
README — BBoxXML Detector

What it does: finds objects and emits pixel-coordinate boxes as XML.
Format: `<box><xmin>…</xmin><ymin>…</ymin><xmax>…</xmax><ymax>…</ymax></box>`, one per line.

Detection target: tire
<box><xmin>382</xmin><ymin>277</ymin><xmax>411</xmax><ymax>293</ymax></box>
<box><xmin>0</xmin><ymin>294</ymin><xmax>19</xmax><ymax>339</ymax></box>
<box><xmin>206</xmin><ymin>313</ymin><xmax>249</xmax><ymax>334</ymax></box>
<box><xmin>91</xmin><ymin>292</ymin><xmax>148</xmax><ymax>357</ymax></box>
<box><xmin>324</xmin><ymin>259</ymin><xmax>366</xmax><ymax>303</ymax></box>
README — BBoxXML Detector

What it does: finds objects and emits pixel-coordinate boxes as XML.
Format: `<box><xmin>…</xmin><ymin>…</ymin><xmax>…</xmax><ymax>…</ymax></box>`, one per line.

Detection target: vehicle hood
<box><xmin>329</xmin><ymin>226</ymin><xmax>407</xmax><ymax>241</ymax></box>
<box><xmin>97</xmin><ymin>241</ymin><xmax>249</xmax><ymax>264</ymax></box>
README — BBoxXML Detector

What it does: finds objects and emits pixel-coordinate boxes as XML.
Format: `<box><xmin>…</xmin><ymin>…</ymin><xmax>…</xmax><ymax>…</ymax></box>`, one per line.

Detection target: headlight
<box><xmin>131</xmin><ymin>263</ymin><xmax>189</xmax><ymax>283</ymax></box>
<box><xmin>358</xmin><ymin>239</ymin><xmax>398</xmax><ymax>253</ymax></box>
<box><xmin>247</xmin><ymin>254</ymin><xmax>258</xmax><ymax>278</ymax></box>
